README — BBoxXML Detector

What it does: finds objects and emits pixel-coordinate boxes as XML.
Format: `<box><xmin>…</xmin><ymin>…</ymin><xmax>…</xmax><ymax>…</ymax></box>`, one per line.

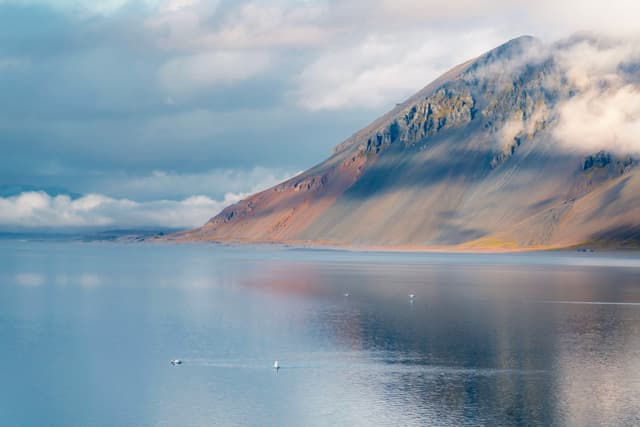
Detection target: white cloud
<box><xmin>0</xmin><ymin>191</ymin><xmax>245</xmax><ymax>230</ymax></box>
<box><xmin>523</xmin><ymin>0</ymin><xmax>640</xmax><ymax>38</ymax></box>
<box><xmin>158</xmin><ymin>50</ymin><xmax>271</xmax><ymax>95</ymax></box>
<box><xmin>0</xmin><ymin>167</ymin><xmax>296</xmax><ymax>229</ymax></box>
<box><xmin>555</xmin><ymin>39</ymin><xmax>640</xmax><ymax>89</ymax></box>
<box><xmin>145</xmin><ymin>0</ymin><xmax>221</xmax><ymax>50</ymax></box>
<box><xmin>199</xmin><ymin>1</ymin><xmax>333</xmax><ymax>49</ymax></box>
<box><xmin>549</xmin><ymin>38</ymin><xmax>640</xmax><ymax>154</ymax></box>
<box><xmin>159</xmin><ymin>0</ymin><xmax>198</xmax><ymax>13</ymax></box>
<box><xmin>146</xmin><ymin>0</ymin><xmax>333</xmax><ymax>50</ymax></box>
<box><xmin>554</xmin><ymin>84</ymin><xmax>640</xmax><ymax>155</ymax></box>
<box><xmin>97</xmin><ymin>167</ymin><xmax>295</xmax><ymax>201</ymax></box>
<box><xmin>144</xmin><ymin>0</ymin><xmax>640</xmax><ymax>110</ymax></box>
<box><xmin>295</xmin><ymin>29</ymin><xmax>506</xmax><ymax>111</ymax></box>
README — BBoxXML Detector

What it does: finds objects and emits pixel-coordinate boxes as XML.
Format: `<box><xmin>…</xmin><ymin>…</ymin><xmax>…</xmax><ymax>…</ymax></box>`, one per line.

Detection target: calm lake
<box><xmin>2</xmin><ymin>241</ymin><xmax>640</xmax><ymax>426</ymax></box>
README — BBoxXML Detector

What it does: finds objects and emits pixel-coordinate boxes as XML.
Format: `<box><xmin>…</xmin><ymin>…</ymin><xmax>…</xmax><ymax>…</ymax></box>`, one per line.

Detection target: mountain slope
<box><xmin>175</xmin><ymin>36</ymin><xmax>640</xmax><ymax>249</ymax></box>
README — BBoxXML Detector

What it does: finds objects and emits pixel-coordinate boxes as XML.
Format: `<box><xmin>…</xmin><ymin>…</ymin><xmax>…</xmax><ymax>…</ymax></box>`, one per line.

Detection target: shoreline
<box><xmin>149</xmin><ymin>236</ymin><xmax>640</xmax><ymax>254</ymax></box>
<box><xmin>4</xmin><ymin>233</ymin><xmax>639</xmax><ymax>254</ymax></box>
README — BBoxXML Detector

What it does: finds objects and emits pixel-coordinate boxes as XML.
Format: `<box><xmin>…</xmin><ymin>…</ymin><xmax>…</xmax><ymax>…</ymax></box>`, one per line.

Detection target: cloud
<box><xmin>555</xmin><ymin>37</ymin><xmax>640</xmax><ymax>88</ymax></box>
<box><xmin>158</xmin><ymin>50</ymin><xmax>272</xmax><ymax>95</ymax></box>
<box><xmin>146</xmin><ymin>0</ymin><xmax>334</xmax><ymax>50</ymax></box>
<box><xmin>0</xmin><ymin>167</ymin><xmax>297</xmax><ymax>230</ymax></box>
<box><xmin>206</xmin><ymin>1</ymin><xmax>332</xmax><ymax>48</ymax></box>
<box><xmin>95</xmin><ymin>167</ymin><xmax>295</xmax><ymax>201</ymax></box>
<box><xmin>295</xmin><ymin>29</ymin><xmax>506</xmax><ymax>111</ymax></box>
<box><xmin>554</xmin><ymin>84</ymin><xmax>640</xmax><ymax>155</ymax></box>
<box><xmin>0</xmin><ymin>191</ymin><xmax>244</xmax><ymax>230</ymax></box>
<box><xmin>159</xmin><ymin>0</ymin><xmax>198</xmax><ymax>13</ymax></box>
<box><xmin>550</xmin><ymin>38</ymin><xmax>640</xmax><ymax>154</ymax></box>
<box><xmin>522</xmin><ymin>0</ymin><xmax>640</xmax><ymax>38</ymax></box>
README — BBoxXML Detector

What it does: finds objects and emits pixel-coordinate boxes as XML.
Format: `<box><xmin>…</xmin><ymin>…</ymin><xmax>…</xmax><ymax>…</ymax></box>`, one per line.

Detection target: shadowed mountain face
<box><xmin>177</xmin><ymin>36</ymin><xmax>640</xmax><ymax>249</ymax></box>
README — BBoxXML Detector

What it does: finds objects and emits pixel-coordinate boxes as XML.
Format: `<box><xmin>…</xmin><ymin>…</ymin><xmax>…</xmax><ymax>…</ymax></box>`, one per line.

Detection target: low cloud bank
<box><xmin>0</xmin><ymin>191</ymin><xmax>246</xmax><ymax>230</ymax></box>
<box><xmin>553</xmin><ymin>38</ymin><xmax>640</xmax><ymax>155</ymax></box>
<box><xmin>554</xmin><ymin>84</ymin><xmax>640</xmax><ymax>155</ymax></box>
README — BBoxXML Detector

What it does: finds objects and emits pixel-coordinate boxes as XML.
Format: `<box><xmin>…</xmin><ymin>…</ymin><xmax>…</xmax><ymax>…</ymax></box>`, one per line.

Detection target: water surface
<box><xmin>2</xmin><ymin>241</ymin><xmax>640</xmax><ymax>426</ymax></box>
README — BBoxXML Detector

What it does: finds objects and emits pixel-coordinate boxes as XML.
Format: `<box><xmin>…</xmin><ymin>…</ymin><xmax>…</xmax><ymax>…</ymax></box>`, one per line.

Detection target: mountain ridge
<box><xmin>170</xmin><ymin>35</ymin><xmax>640</xmax><ymax>250</ymax></box>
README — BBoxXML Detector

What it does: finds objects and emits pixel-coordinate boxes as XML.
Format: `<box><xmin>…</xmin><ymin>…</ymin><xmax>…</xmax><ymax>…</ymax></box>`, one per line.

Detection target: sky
<box><xmin>2</xmin><ymin>0</ymin><xmax>640</xmax><ymax>230</ymax></box>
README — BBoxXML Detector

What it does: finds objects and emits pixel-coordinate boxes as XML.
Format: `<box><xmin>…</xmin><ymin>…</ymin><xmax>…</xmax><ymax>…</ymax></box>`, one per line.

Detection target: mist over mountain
<box><xmin>175</xmin><ymin>35</ymin><xmax>640</xmax><ymax>249</ymax></box>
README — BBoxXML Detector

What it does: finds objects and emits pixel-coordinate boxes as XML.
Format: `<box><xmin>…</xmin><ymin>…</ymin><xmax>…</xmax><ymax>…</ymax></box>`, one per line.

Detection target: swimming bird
<box><xmin>170</xmin><ymin>359</ymin><xmax>182</xmax><ymax>366</ymax></box>
<box><xmin>344</xmin><ymin>293</ymin><xmax>350</xmax><ymax>297</ymax></box>
<box><xmin>409</xmin><ymin>294</ymin><xmax>415</xmax><ymax>300</ymax></box>
<box><xmin>274</xmin><ymin>360</ymin><xmax>280</xmax><ymax>370</ymax></box>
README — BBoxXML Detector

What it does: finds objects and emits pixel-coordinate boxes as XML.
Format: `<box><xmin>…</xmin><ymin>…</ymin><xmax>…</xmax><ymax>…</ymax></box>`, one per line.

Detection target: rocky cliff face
<box><xmin>359</xmin><ymin>84</ymin><xmax>475</xmax><ymax>155</ymax></box>
<box><xmin>175</xmin><ymin>36</ymin><xmax>640</xmax><ymax>249</ymax></box>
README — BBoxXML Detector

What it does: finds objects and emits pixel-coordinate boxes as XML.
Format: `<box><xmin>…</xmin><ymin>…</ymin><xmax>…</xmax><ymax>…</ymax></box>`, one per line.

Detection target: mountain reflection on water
<box><xmin>1</xmin><ymin>242</ymin><xmax>639</xmax><ymax>426</ymax></box>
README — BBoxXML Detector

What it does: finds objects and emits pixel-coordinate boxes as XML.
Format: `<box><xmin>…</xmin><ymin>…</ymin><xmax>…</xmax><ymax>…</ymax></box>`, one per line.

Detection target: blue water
<box><xmin>2</xmin><ymin>241</ymin><xmax>640</xmax><ymax>426</ymax></box>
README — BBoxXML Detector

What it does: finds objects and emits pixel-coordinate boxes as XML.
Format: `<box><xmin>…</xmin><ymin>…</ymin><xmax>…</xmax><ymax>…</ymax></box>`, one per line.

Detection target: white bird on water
<box><xmin>344</xmin><ymin>293</ymin><xmax>350</xmax><ymax>297</ymax></box>
<box><xmin>409</xmin><ymin>294</ymin><xmax>415</xmax><ymax>300</ymax></box>
<box><xmin>170</xmin><ymin>359</ymin><xmax>182</xmax><ymax>366</ymax></box>
<box><xmin>274</xmin><ymin>360</ymin><xmax>280</xmax><ymax>370</ymax></box>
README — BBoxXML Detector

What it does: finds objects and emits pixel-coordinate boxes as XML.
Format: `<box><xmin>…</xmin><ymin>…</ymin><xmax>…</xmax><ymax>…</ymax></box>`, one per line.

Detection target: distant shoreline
<box><xmin>149</xmin><ymin>235</ymin><xmax>640</xmax><ymax>254</ymax></box>
<box><xmin>5</xmin><ymin>231</ymin><xmax>639</xmax><ymax>254</ymax></box>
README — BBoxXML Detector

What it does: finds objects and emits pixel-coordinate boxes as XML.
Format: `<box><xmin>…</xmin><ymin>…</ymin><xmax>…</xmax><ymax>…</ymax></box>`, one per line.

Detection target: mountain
<box><xmin>174</xmin><ymin>35</ymin><xmax>640</xmax><ymax>250</ymax></box>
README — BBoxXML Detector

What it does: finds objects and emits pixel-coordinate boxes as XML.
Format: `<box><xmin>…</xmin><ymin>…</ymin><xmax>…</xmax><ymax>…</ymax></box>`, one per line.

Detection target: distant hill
<box><xmin>173</xmin><ymin>36</ymin><xmax>640</xmax><ymax>250</ymax></box>
<box><xmin>0</xmin><ymin>229</ymin><xmax>180</xmax><ymax>242</ymax></box>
